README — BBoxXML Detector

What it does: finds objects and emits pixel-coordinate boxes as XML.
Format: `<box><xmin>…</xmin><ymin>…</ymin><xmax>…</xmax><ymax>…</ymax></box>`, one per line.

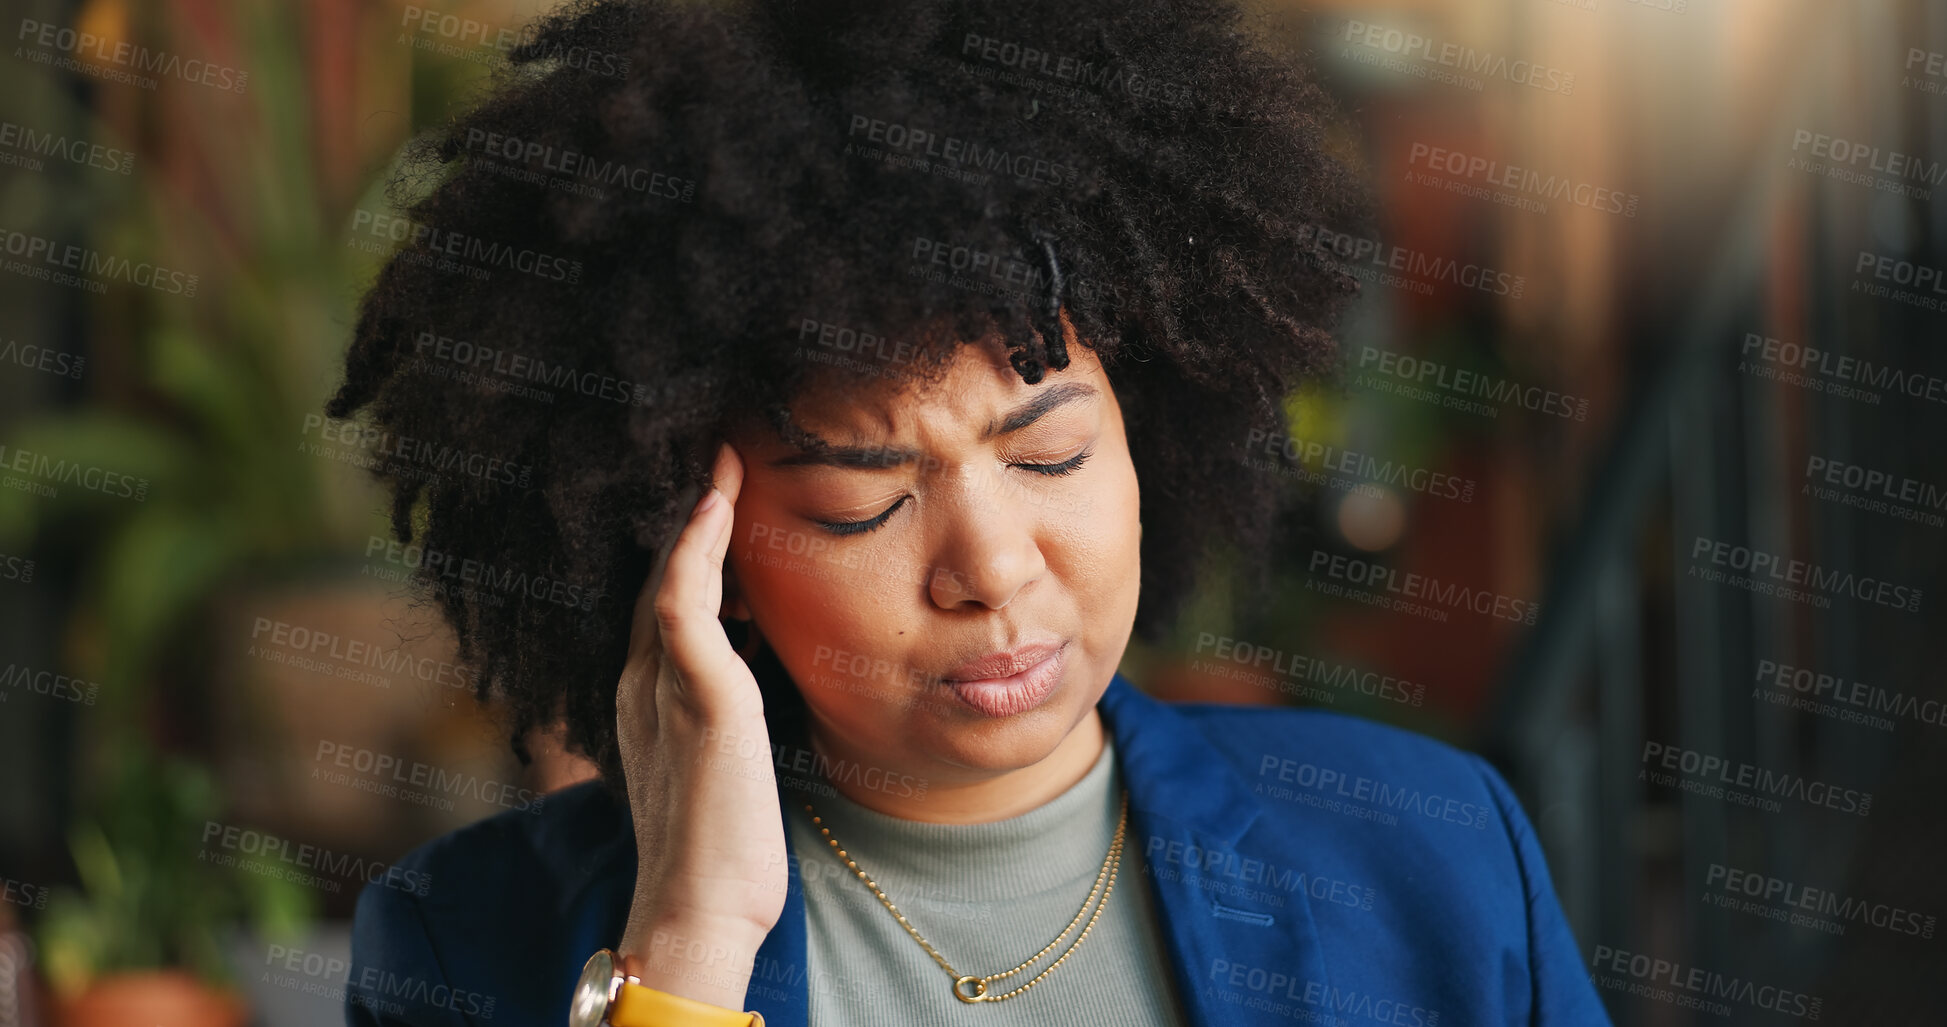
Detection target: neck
<box><xmin>805</xmin><ymin>709</ymin><xmax>1107</xmax><ymax>824</ymax></box>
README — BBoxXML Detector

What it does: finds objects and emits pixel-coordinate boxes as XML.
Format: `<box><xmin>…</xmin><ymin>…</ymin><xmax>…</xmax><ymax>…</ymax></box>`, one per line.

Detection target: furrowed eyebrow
<box><xmin>982</xmin><ymin>382</ymin><xmax>1097</xmax><ymax>440</ymax></box>
<box><xmin>771</xmin><ymin>443</ymin><xmax>921</xmax><ymax>469</ymax></box>
<box><xmin>770</xmin><ymin>382</ymin><xmax>1098</xmax><ymax>469</ymax></box>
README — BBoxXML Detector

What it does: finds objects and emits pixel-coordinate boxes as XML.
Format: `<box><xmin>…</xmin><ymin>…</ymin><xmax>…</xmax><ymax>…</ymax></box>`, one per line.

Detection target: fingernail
<box><xmin>694</xmin><ymin>487</ymin><xmax>722</xmax><ymax>517</ymax></box>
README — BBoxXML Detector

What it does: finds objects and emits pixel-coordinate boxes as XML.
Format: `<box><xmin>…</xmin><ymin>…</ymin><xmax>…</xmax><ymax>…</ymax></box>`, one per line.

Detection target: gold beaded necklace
<box><xmin>800</xmin><ymin>790</ymin><xmax>1130</xmax><ymax>1004</ymax></box>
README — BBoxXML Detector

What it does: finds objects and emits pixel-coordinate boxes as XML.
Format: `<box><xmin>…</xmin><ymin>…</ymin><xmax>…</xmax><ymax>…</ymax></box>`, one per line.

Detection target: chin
<box><xmin>907</xmin><ymin>686</ymin><xmax>1095</xmax><ymax>773</ymax></box>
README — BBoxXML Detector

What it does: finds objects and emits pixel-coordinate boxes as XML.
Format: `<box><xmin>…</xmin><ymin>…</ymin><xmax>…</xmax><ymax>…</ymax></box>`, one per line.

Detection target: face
<box><xmin>724</xmin><ymin>327</ymin><xmax>1142</xmax><ymax>782</ymax></box>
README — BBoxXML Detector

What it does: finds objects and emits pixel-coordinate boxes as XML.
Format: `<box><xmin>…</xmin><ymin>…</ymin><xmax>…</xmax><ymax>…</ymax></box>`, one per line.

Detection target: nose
<box><xmin>926</xmin><ymin>474</ymin><xmax>1048</xmax><ymax>610</ymax></box>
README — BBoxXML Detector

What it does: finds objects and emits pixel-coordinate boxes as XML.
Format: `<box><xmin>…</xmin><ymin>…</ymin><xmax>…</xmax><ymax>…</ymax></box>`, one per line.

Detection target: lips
<box><xmin>941</xmin><ymin>640</ymin><xmax>1068</xmax><ymax>718</ymax></box>
<box><xmin>942</xmin><ymin>641</ymin><xmax>1065</xmax><ymax>682</ymax></box>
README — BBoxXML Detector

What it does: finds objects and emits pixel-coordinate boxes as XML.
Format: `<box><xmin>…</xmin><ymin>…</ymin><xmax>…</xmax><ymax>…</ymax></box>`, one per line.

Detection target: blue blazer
<box><xmin>346</xmin><ymin>673</ymin><xmax>1611</xmax><ymax>1025</ymax></box>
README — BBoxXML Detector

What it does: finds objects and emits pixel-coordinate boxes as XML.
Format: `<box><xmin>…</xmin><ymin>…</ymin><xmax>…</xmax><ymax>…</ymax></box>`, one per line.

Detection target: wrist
<box><xmin>617</xmin><ymin>911</ymin><xmax>769</xmax><ymax>1010</ymax></box>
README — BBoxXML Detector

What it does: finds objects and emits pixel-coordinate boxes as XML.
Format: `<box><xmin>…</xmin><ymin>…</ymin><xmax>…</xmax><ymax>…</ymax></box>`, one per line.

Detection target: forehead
<box><xmin>786</xmin><ymin>335</ymin><xmax>1104</xmax><ymax>441</ymax></box>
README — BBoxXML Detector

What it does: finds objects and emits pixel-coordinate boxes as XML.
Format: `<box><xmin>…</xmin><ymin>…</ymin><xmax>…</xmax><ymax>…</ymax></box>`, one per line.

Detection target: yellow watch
<box><xmin>568</xmin><ymin>949</ymin><xmax>765</xmax><ymax>1027</ymax></box>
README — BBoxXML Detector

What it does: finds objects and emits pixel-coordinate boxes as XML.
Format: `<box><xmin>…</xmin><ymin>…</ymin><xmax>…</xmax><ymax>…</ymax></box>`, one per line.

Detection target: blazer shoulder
<box><xmin>1171</xmin><ymin>701</ymin><xmax>1488</xmax><ymax>786</ymax></box>
<box><xmin>386</xmin><ymin>779</ymin><xmax>627</xmax><ymax>913</ymax></box>
<box><xmin>356</xmin><ymin>781</ymin><xmax>574</xmax><ymax>889</ymax></box>
<box><xmin>346</xmin><ymin>781</ymin><xmax>631</xmax><ymax>1024</ymax></box>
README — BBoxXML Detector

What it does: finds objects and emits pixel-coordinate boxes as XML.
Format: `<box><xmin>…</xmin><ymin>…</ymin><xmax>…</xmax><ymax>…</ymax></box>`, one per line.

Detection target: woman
<box><xmin>331</xmin><ymin>0</ymin><xmax>1609</xmax><ymax>1024</ymax></box>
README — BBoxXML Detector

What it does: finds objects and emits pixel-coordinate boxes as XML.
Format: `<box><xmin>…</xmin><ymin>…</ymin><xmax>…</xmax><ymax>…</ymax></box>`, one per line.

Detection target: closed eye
<box><xmin>816</xmin><ymin>495</ymin><xmax>909</xmax><ymax>536</ymax></box>
<box><xmin>813</xmin><ymin>448</ymin><xmax>1091</xmax><ymax>535</ymax></box>
<box><xmin>1015</xmin><ymin>447</ymin><xmax>1092</xmax><ymax>477</ymax></box>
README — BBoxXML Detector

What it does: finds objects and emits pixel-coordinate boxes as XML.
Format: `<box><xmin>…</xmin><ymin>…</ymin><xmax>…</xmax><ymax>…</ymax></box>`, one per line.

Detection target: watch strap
<box><xmin>609</xmin><ymin>978</ymin><xmax>763</xmax><ymax>1027</ymax></box>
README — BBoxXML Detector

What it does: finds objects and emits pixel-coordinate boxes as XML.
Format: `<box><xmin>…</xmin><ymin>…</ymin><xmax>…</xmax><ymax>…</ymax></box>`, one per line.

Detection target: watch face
<box><xmin>568</xmin><ymin>949</ymin><xmax>617</xmax><ymax>1027</ymax></box>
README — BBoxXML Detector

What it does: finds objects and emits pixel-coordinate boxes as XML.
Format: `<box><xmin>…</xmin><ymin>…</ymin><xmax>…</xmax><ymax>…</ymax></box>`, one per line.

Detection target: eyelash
<box><xmin>820</xmin><ymin>496</ymin><xmax>908</xmax><ymax>537</ymax></box>
<box><xmin>816</xmin><ymin>448</ymin><xmax>1094</xmax><ymax>536</ymax></box>
<box><xmin>1021</xmin><ymin>448</ymin><xmax>1093</xmax><ymax>477</ymax></box>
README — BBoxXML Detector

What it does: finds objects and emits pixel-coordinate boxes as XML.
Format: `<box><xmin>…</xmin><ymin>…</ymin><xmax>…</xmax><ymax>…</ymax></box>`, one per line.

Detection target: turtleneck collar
<box><xmin>784</xmin><ymin>737</ymin><xmax>1123</xmax><ymax>902</ymax></box>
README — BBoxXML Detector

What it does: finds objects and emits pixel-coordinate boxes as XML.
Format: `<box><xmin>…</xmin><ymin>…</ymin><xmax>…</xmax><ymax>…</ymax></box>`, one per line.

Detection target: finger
<box><xmin>654</xmin><ymin>446</ymin><xmax>751</xmax><ymax>708</ymax></box>
<box><xmin>629</xmin><ymin>479</ymin><xmax>704</xmax><ymax>665</ymax></box>
<box><xmin>705</xmin><ymin>442</ymin><xmax>745</xmax><ymax>572</ymax></box>
<box><xmin>620</xmin><ymin>477</ymin><xmax>706</xmax><ymax>744</ymax></box>
<box><xmin>684</xmin><ymin>443</ymin><xmax>744</xmax><ymax>625</ymax></box>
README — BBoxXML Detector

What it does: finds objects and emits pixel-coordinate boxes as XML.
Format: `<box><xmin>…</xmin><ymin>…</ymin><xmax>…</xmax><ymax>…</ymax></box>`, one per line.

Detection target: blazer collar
<box><xmin>1099</xmin><ymin>671</ymin><xmax>1329</xmax><ymax>1027</ymax></box>
<box><xmin>1096</xmin><ymin>670</ymin><xmax>1265</xmax><ymax>847</ymax></box>
<box><xmin>741</xmin><ymin>670</ymin><xmax>1320</xmax><ymax>1027</ymax></box>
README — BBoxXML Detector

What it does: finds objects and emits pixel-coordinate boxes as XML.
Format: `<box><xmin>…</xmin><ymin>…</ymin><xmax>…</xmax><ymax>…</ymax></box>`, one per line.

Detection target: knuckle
<box><xmin>651</xmin><ymin>592</ymin><xmax>689</xmax><ymax>633</ymax></box>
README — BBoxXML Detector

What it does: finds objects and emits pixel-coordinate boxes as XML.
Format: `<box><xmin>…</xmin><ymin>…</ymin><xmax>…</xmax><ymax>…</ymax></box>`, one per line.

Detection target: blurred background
<box><xmin>2</xmin><ymin>0</ymin><xmax>1942</xmax><ymax>1023</ymax></box>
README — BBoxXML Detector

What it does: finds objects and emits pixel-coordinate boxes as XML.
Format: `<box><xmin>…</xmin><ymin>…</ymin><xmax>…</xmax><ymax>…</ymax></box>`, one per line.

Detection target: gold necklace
<box><xmin>800</xmin><ymin>790</ymin><xmax>1129</xmax><ymax>1004</ymax></box>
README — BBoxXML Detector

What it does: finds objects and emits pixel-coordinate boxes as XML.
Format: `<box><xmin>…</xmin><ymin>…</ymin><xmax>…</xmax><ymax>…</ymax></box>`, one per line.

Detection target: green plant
<box><xmin>36</xmin><ymin>750</ymin><xmax>312</xmax><ymax>994</ymax></box>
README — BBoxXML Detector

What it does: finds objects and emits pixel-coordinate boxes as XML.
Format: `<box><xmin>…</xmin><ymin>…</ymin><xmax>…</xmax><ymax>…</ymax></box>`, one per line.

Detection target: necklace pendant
<box><xmin>953</xmin><ymin>976</ymin><xmax>989</xmax><ymax>1003</ymax></box>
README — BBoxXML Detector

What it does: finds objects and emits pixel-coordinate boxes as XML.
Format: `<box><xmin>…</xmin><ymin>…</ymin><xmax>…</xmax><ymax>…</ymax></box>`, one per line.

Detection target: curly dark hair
<box><xmin>326</xmin><ymin>0</ymin><xmax>1365</xmax><ymax>791</ymax></box>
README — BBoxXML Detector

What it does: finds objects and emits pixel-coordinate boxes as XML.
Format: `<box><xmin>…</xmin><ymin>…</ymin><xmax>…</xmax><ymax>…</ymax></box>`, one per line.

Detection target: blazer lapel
<box><xmin>743</xmin><ymin>804</ymin><xmax>810</xmax><ymax>1027</ymax></box>
<box><xmin>1101</xmin><ymin>673</ymin><xmax>1335</xmax><ymax>1027</ymax></box>
<box><xmin>741</xmin><ymin>672</ymin><xmax>1333</xmax><ymax>1027</ymax></box>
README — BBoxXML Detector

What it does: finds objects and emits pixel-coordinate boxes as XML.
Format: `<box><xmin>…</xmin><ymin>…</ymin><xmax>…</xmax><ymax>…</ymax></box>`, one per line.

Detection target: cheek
<box><xmin>1046</xmin><ymin>448</ymin><xmax>1143</xmax><ymax>611</ymax></box>
<box><xmin>730</xmin><ymin>503</ymin><xmax>918</xmax><ymax>702</ymax></box>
